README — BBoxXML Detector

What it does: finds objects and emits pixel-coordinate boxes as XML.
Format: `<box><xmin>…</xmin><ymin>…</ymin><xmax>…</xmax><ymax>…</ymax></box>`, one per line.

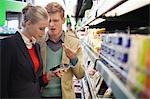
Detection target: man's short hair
<box><xmin>45</xmin><ymin>2</ymin><xmax>65</xmax><ymax>18</ymax></box>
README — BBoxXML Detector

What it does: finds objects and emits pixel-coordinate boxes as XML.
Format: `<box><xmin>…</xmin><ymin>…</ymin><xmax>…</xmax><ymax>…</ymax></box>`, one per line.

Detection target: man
<box><xmin>40</xmin><ymin>2</ymin><xmax>85</xmax><ymax>99</ymax></box>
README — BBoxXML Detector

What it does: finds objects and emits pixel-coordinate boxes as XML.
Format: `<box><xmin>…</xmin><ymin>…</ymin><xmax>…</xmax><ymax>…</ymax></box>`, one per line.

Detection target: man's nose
<box><xmin>49</xmin><ymin>21</ymin><xmax>55</xmax><ymax>26</ymax></box>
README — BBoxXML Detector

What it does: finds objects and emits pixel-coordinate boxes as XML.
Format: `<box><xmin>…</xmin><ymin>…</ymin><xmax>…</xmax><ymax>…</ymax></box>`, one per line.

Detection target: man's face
<box><xmin>48</xmin><ymin>12</ymin><xmax>65</xmax><ymax>37</ymax></box>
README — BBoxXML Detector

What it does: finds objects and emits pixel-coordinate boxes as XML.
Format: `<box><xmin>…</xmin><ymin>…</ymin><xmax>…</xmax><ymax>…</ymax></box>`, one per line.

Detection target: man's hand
<box><xmin>47</xmin><ymin>69</ymin><xmax>68</xmax><ymax>79</ymax></box>
<box><xmin>63</xmin><ymin>45</ymin><xmax>79</xmax><ymax>59</ymax></box>
<box><xmin>75</xmin><ymin>47</ymin><xmax>81</xmax><ymax>54</ymax></box>
<box><xmin>53</xmin><ymin>69</ymin><xmax>67</xmax><ymax>78</ymax></box>
<box><xmin>63</xmin><ymin>45</ymin><xmax>81</xmax><ymax>59</ymax></box>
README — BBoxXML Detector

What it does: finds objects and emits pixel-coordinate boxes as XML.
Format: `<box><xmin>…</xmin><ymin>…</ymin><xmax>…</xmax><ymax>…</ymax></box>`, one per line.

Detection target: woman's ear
<box><xmin>25</xmin><ymin>20</ymin><xmax>32</xmax><ymax>27</ymax></box>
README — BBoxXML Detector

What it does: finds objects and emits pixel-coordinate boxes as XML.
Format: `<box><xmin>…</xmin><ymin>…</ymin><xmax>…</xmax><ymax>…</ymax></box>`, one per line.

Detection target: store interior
<box><xmin>0</xmin><ymin>0</ymin><xmax>150</xmax><ymax>99</ymax></box>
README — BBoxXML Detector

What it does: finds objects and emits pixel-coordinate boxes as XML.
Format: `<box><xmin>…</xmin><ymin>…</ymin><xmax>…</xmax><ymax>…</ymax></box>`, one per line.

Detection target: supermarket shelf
<box><xmin>96</xmin><ymin>60</ymin><xmax>135</xmax><ymax>99</ymax></box>
<box><xmin>76</xmin><ymin>0</ymin><xmax>150</xmax><ymax>31</ymax></box>
<box><xmin>89</xmin><ymin>4</ymin><xmax>149</xmax><ymax>32</ymax></box>
<box><xmin>81</xmin><ymin>40</ymin><xmax>136</xmax><ymax>99</ymax></box>
<box><xmin>77</xmin><ymin>15</ymin><xmax>95</xmax><ymax>31</ymax></box>
<box><xmin>97</xmin><ymin>0</ymin><xmax>126</xmax><ymax>17</ymax></box>
<box><xmin>105</xmin><ymin>0</ymin><xmax>150</xmax><ymax>17</ymax></box>
<box><xmin>85</xmin><ymin>71</ymin><xmax>99</xmax><ymax>99</ymax></box>
<box><xmin>81</xmin><ymin>39</ymin><xmax>99</xmax><ymax>62</ymax></box>
<box><xmin>81</xmin><ymin>78</ymin><xmax>91</xmax><ymax>99</ymax></box>
<box><xmin>99</xmin><ymin>54</ymin><xmax>128</xmax><ymax>80</ymax></box>
<box><xmin>82</xmin><ymin>41</ymin><xmax>101</xmax><ymax>99</ymax></box>
<box><xmin>76</xmin><ymin>0</ymin><xmax>126</xmax><ymax>30</ymax></box>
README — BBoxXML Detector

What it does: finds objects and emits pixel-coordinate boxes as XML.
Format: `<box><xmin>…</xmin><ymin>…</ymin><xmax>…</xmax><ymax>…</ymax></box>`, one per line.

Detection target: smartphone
<box><xmin>49</xmin><ymin>64</ymin><xmax>70</xmax><ymax>72</ymax></box>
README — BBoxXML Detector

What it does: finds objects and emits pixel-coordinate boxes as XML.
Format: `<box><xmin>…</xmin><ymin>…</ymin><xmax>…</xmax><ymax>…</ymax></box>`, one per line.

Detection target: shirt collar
<box><xmin>20</xmin><ymin>32</ymin><xmax>36</xmax><ymax>49</ymax></box>
<box><xmin>46</xmin><ymin>30</ymin><xmax>65</xmax><ymax>43</ymax></box>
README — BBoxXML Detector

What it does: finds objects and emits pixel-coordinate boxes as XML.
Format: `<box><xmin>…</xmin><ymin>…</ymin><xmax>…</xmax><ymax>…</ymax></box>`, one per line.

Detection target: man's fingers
<box><xmin>63</xmin><ymin>45</ymin><xmax>67</xmax><ymax>50</ymax></box>
<box><xmin>76</xmin><ymin>47</ymin><xmax>81</xmax><ymax>54</ymax></box>
<box><xmin>55</xmin><ymin>70</ymin><xmax>65</xmax><ymax>78</ymax></box>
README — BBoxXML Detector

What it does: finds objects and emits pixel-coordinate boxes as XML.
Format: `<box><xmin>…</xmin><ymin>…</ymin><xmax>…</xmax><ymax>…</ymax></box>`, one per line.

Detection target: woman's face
<box><xmin>26</xmin><ymin>19</ymin><xmax>48</xmax><ymax>40</ymax></box>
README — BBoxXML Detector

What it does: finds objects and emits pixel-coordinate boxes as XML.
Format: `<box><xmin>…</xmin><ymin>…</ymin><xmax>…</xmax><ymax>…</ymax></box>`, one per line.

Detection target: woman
<box><xmin>1</xmin><ymin>4</ymin><xmax>49</xmax><ymax>98</ymax></box>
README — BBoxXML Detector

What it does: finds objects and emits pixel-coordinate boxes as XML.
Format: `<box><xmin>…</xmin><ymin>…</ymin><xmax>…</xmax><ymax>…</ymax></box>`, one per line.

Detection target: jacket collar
<box><xmin>45</xmin><ymin>30</ymin><xmax>65</xmax><ymax>43</ymax></box>
<box><xmin>20</xmin><ymin>32</ymin><xmax>36</xmax><ymax>49</ymax></box>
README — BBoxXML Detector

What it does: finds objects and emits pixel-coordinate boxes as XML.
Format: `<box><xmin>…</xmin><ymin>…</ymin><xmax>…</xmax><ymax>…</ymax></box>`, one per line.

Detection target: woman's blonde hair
<box><xmin>22</xmin><ymin>3</ymin><xmax>49</xmax><ymax>27</ymax></box>
<box><xmin>45</xmin><ymin>2</ymin><xmax>65</xmax><ymax>19</ymax></box>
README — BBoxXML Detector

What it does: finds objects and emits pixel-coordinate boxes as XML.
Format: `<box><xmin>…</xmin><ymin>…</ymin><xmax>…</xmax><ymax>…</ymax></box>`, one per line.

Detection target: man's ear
<box><xmin>62</xmin><ymin>17</ymin><xmax>66</xmax><ymax>24</ymax></box>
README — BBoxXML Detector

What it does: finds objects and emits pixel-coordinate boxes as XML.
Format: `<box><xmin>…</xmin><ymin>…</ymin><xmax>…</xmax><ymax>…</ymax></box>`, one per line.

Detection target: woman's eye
<box><xmin>40</xmin><ymin>28</ymin><xmax>45</xmax><ymax>31</ymax></box>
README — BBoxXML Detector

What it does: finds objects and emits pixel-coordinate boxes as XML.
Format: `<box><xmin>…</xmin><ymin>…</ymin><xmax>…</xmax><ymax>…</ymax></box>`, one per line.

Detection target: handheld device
<box><xmin>49</xmin><ymin>64</ymin><xmax>70</xmax><ymax>72</ymax></box>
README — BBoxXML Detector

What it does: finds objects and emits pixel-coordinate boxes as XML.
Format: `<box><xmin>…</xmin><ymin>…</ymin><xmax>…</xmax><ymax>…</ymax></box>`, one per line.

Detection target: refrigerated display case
<box><xmin>77</xmin><ymin>0</ymin><xmax>150</xmax><ymax>98</ymax></box>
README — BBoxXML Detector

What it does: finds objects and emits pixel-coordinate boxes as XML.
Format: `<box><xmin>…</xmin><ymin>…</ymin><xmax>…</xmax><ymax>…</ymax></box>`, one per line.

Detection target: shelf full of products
<box><xmin>81</xmin><ymin>45</ymin><xmax>106</xmax><ymax>99</ymax></box>
<box><xmin>80</xmin><ymin>33</ymin><xmax>150</xmax><ymax>98</ymax></box>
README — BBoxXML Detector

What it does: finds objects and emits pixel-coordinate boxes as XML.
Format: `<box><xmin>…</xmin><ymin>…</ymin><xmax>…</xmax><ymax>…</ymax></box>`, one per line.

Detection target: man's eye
<box><xmin>54</xmin><ymin>20</ymin><xmax>59</xmax><ymax>22</ymax></box>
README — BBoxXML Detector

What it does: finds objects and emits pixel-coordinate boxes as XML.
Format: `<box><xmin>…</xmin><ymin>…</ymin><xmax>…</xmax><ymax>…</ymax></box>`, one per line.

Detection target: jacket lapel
<box><xmin>14</xmin><ymin>32</ymin><xmax>36</xmax><ymax>77</ymax></box>
<box><xmin>61</xmin><ymin>35</ymin><xmax>70</xmax><ymax>64</ymax></box>
<box><xmin>34</xmin><ymin>43</ymin><xmax>42</xmax><ymax>75</ymax></box>
<box><xmin>41</xmin><ymin>42</ymin><xmax>47</xmax><ymax>74</ymax></box>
